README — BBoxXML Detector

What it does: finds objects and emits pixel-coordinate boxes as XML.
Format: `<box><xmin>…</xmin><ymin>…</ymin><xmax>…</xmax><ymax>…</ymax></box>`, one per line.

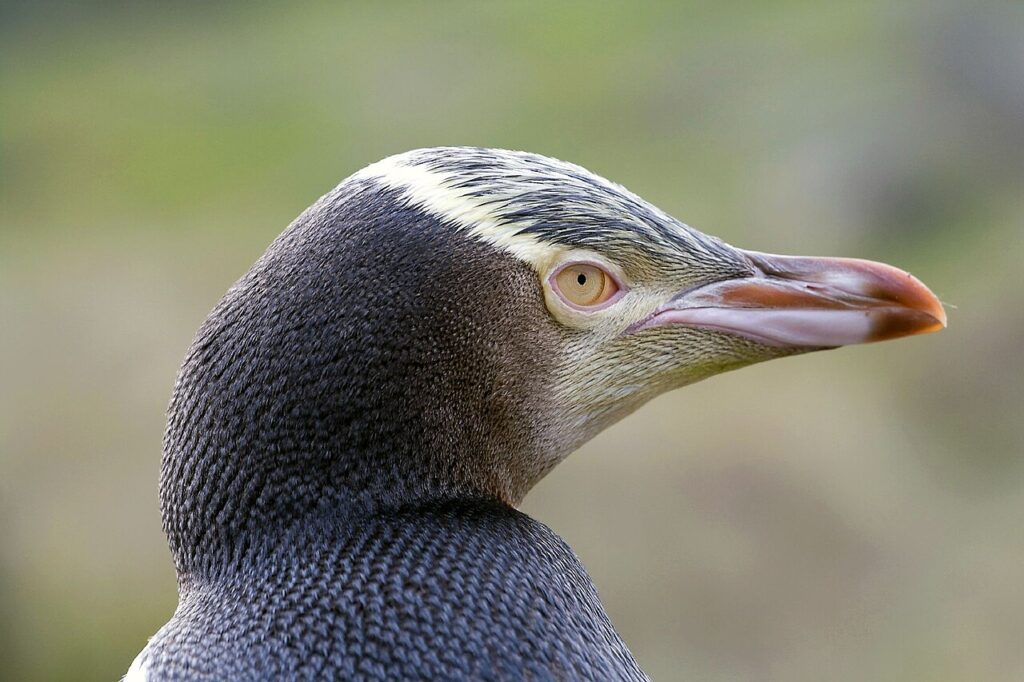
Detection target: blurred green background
<box><xmin>2</xmin><ymin>1</ymin><xmax>1022</xmax><ymax>680</ymax></box>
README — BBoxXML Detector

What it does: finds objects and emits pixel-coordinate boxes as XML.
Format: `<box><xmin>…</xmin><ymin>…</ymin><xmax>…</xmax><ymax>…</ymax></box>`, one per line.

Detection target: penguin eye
<box><xmin>552</xmin><ymin>263</ymin><xmax>620</xmax><ymax>309</ymax></box>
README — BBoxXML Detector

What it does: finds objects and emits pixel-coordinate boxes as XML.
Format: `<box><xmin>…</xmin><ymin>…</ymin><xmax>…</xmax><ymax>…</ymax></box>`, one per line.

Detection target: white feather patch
<box><xmin>352</xmin><ymin>154</ymin><xmax>558</xmax><ymax>269</ymax></box>
<box><xmin>123</xmin><ymin>649</ymin><xmax>148</xmax><ymax>682</ymax></box>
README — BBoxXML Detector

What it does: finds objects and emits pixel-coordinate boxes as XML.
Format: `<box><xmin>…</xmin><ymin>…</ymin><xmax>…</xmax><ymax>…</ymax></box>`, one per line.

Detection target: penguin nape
<box><xmin>127</xmin><ymin>147</ymin><xmax>946</xmax><ymax>681</ymax></box>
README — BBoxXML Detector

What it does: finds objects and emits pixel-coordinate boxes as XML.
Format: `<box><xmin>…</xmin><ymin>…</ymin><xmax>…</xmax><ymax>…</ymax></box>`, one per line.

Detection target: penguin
<box><xmin>127</xmin><ymin>147</ymin><xmax>945</xmax><ymax>681</ymax></box>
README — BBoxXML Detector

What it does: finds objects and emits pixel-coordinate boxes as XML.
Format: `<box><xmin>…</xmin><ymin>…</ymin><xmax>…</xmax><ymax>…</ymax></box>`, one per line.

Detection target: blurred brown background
<box><xmin>2</xmin><ymin>2</ymin><xmax>1022</xmax><ymax>680</ymax></box>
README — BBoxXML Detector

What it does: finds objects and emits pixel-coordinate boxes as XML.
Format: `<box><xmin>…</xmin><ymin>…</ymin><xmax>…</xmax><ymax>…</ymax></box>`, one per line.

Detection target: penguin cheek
<box><xmin>637</xmin><ymin>326</ymin><xmax>808</xmax><ymax>391</ymax></box>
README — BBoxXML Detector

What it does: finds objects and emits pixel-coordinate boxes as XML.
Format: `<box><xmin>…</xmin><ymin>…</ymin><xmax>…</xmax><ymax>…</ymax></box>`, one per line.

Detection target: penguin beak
<box><xmin>639</xmin><ymin>250</ymin><xmax>947</xmax><ymax>348</ymax></box>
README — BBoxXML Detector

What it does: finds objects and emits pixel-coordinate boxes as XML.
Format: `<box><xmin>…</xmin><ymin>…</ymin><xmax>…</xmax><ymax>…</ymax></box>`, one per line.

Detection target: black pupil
<box><xmin>577</xmin><ymin>273</ymin><xmax>587</xmax><ymax>286</ymax></box>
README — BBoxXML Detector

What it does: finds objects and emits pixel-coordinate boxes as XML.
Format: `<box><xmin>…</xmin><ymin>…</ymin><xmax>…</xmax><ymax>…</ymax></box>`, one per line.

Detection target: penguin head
<box><xmin>162</xmin><ymin>147</ymin><xmax>944</xmax><ymax>570</ymax></box>
<box><xmin>349</xmin><ymin>147</ymin><xmax>946</xmax><ymax>461</ymax></box>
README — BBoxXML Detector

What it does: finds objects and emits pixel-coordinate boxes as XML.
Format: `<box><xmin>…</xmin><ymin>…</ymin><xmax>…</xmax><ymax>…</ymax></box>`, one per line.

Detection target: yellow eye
<box><xmin>553</xmin><ymin>263</ymin><xmax>619</xmax><ymax>308</ymax></box>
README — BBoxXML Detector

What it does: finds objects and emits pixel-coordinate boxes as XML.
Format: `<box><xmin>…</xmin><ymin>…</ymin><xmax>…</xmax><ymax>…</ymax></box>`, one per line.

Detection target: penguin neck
<box><xmin>159</xmin><ymin>191</ymin><xmax>564</xmax><ymax>579</ymax></box>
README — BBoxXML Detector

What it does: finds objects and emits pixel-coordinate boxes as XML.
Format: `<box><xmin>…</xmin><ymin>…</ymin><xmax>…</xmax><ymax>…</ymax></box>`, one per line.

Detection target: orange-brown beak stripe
<box><xmin>637</xmin><ymin>250</ymin><xmax>946</xmax><ymax>347</ymax></box>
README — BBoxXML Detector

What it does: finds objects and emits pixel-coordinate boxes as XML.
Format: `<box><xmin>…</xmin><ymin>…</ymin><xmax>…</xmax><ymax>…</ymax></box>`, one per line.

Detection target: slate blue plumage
<box><xmin>135</xmin><ymin>159</ymin><xmax>650</xmax><ymax>680</ymax></box>
<box><xmin>142</xmin><ymin>501</ymin><xmax>645</xmax><ymax>680</ymax></box>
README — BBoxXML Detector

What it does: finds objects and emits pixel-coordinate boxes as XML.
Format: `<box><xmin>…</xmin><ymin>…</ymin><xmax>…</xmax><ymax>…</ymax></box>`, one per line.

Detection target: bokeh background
<box><xmin>2</xmin><ymin>1</ymin><xmax>1022</xmax><ymax>680</ymax></box>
